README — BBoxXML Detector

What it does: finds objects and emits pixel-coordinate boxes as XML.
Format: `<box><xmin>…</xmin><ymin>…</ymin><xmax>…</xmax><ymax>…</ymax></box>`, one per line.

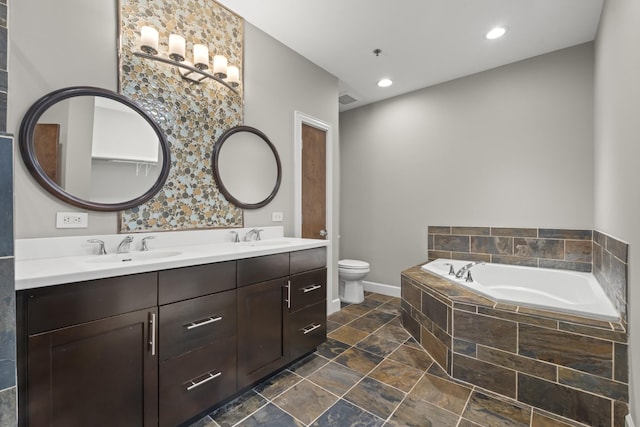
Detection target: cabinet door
<box><xmin>237</xmin><ymin>278</ymin><xmax>289</xmax><ymax>389</ymax></box>
<box><xmin>27</xmin><ymin>308</ymin><xmax>158</xmax><ymax>427</ymax></box>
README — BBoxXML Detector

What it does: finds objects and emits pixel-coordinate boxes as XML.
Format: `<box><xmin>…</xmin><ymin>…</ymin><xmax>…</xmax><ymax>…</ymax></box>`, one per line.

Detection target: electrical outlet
<box><xmin>271</xmin><ymin>211</ymin><xmax>284</xmax><ymax>222</ymax></box>
<box><xmin>56</xmin><ymin>212</ymin><xmax>89</xmax><ymax>228</ymax></box>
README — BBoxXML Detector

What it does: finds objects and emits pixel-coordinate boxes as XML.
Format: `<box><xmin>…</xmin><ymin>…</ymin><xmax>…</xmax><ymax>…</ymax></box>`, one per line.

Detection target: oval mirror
<box><xmin>19</xmin><ymin>86</ymin><xmax>171</xmax><ymax>211</ymax></box>
<box><xmin>212</xmin><ymin>126</ymin><xmax>282</xmax><ymax>209</ymax></box>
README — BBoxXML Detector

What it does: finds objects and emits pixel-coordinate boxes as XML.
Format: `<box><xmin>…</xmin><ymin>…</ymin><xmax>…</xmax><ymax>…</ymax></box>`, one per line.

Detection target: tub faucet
<box><xmin>117</xmin><ymin>235</ymin><xmax>134</xmax><ymax>253</ymax></box>
<box><xmin>443</xmin><ymin>263</ymin><xmax>456</xmax><ymax>275</ymax></box>
<box><xmin>455</xmin><ymin>262</ymin><xmax>484</xmax><ymax>279</ymax></box>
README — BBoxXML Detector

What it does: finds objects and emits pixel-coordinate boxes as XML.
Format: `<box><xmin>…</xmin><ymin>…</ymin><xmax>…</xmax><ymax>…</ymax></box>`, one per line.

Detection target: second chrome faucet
<box><xmin>243</xmin><ymin>228</ymin><xmax>263</xmax><ymax>242</ymax></box>
<box><xmin>116</xmin><ymin>235</ymin><xmax>134</xmax><ymax>253</ymax></box>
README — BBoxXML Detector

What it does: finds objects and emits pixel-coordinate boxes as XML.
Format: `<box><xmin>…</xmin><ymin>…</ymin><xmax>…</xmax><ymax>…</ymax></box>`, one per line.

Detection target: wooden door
<box><xmin>27</xmin><ymin>308</ymin><xmax>158</xmax><ymax>427</ymax></box>
<box><xmin>34</xmin><ymin>123</ymin><xmax>60</xmax><ymax>184</ymax></box>
<box><xmin>301</xmin><ymin>124</ymin><xmax>327</xmax><ymax>239</ymax></box>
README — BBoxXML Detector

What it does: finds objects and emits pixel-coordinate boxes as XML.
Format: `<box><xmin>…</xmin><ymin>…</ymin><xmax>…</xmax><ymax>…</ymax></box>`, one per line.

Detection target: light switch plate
<box><xmin>271</xmin><ymin>212</ymin><xmax>284</xmax><ymax>222</ymax></box>
<box><xmin>56</xmin><ymin>212</ymin><xmax>88</xmax><ymax>228</ymax></box>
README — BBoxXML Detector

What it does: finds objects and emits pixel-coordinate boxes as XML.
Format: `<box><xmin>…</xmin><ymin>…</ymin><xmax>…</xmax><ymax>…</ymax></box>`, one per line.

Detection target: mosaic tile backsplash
<box><xmin>119</xmin><ymin>0</ymin><xmax>244</xmax><ymax>232</ymax></box>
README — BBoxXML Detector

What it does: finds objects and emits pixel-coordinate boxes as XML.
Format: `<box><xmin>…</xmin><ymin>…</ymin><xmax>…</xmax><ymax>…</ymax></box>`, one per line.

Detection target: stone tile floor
<box><xmin>190</xmin><ymin>292</ymin><xmax>588</xmax><ymax>427</ymax></box>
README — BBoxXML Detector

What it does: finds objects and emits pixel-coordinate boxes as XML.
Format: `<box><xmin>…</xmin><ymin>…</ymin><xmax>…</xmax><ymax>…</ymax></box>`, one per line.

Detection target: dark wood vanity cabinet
<box><xmin>18</xmin><ymin>247</ymin><xmax>327</xmax><ymax>427</ymax></box>
<box><xmin>157</xmin><ymin>262</ymin><xmax>237</xmax><ymax>427</ymax></box>
<box><xmin>17</xmin><ymin>273</ymin><xmax>159</xmax><ymax>427</ymax></box>
<box><xmin>289</xmin><ymin>268</ymin><xmax>327</xmax><ymax>360</ymax></box>
<box><xmin>237</xmin><ymin>248</ymin><xmax>327</xmax><ymax>389</ymax></box>
<box><xmin>237</xmin><ymin>276</ymin><xmax>290</xmax><ymax>389</ymax></box>
<box><xmin>237</xmin><ymin>253</ymin><xmax>290</xmax><ymax>389</ymax></box>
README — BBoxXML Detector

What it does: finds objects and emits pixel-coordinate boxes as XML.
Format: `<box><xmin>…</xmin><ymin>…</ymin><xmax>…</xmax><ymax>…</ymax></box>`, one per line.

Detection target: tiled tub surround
<box><xmin>422</xmin><ymin>258</ymin><xmax>619</xmax><ymax>322</ymax></box>
<box><xmin>0</xmin><ymin>133</ymin><xmax>16</xmax><ymax>427</ymax></box>
<box><xmin>428</xmin><ymin>226</ymin><xmax>595</xmax><ymax>272</ymax></box>
<box><xmin>401</xmin><ymin>266</ymin><xmax>629</xmax><ymax>426</ymax></box>
<box><xmin>593</xmin><ymin>231</ymin><xmax>629</xmax><ymax>325</ymax></box>
<box><xmin>428</xmin><ymin>226</ymin><xmax>629</xmax><ymax>321</ymax></box>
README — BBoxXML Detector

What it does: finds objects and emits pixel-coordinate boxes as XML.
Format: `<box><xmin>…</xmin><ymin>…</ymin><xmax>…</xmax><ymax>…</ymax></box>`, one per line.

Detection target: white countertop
<box><xmin>15</xmin><ymin>227</ymin><xmax>329</xmax><ymax>290</ymax></box>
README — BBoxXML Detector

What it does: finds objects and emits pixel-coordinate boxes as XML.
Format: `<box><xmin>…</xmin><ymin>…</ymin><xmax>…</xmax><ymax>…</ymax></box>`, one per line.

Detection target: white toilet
<box><xmin>338</xmin><ymin>259</ymin><xmax>370</xmax><ymax>304</ymax></box>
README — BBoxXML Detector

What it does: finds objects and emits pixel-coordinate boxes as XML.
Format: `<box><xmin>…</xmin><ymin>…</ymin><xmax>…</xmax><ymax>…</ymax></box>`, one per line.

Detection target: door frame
<box><xmin>293</xmin><ymin>111</ymin><xmax>337</xmax><ymax>313</ymax></box>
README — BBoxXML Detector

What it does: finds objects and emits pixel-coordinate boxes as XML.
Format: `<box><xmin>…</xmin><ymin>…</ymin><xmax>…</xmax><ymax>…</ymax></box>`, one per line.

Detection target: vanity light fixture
<box><xmin>377</xmin><ymin>78</ymin><xmax>393</xmax><ymax>88</ymax></box>
<box><xmin>486</xmin><ymin>26</ymin><xmax>507</xmax><ymax>40</ymax></box>
<box><xmin>136</xmin><ymin>25</ymin><xmax>240</xmax><ymax>93</ymax></box>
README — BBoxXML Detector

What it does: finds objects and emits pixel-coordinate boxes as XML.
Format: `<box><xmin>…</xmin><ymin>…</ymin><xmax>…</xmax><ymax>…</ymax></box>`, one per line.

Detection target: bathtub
<box><xmin>421</xmin><ymin>259</ymin><xmax>620</xmax><ymax>322</ymax></box>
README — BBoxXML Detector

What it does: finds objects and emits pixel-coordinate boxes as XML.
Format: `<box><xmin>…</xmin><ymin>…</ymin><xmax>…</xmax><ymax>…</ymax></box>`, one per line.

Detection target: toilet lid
<box><xmin>339</xmin><ymin>259</ymin><xmax>370</xmax><ymax>269</ymax></box>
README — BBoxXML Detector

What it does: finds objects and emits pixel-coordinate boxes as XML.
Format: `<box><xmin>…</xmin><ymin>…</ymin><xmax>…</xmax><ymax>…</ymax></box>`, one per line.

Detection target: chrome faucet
<box><xmin>243</xmin><ymin>228</ymin><xmax>264</xmax><ymax>241</ymax></box>
<box><xmin>455</xmin><ymin>262</ymin><xmax>484</xmax><ymax>281</ymax></box>
<box><xmin>87</xmin><ymin>239</ymin><xmax>107</xmax><ymax>255</ymax></box>
<box><xmin>141</xmin><ymin>236</ymin><xmax>155</xmax><ymax>251</ymax></box>
<box><xmin>117</xmin><ymin>235</ymin><xmax>134</xmax><ymax>253</ymax></box>
<box><xmin>230</xmin><ymin>231</ymin><xmax>240</xmax><ymax>243</ymax></box>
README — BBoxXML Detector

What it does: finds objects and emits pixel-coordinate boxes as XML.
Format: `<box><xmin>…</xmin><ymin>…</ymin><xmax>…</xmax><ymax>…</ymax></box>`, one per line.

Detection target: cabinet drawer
<box><xmin>237</xmin><ymin>253</ymin><xmax>289</xmax><ymax>287</ymax></box>
<box><xmin>290</xmin><ymin>247</ymin><xmax>326</xmax><ymax>275</ymax></box>
<box><xmin>159</xmin><ymin>337</ymin><xmax>237</xmax><ymax>427</ymax></box>
<box><xmin>25</xmin><ymin>272</ymin><xmax>157</xmax><ymax>335</ymax></box>
<box><xmin>290</xmin><ymin>301</ymin><xmax>326</xmax><ymax>361</ymax></box>
<box><xmin>159</xmin><ymin>289</ymin><xmax>236</xmax><ymax>361</ymax></box>
<box><xmin>289</xmin><ymin>268</ymin><xmax>326</xmax><ymax>312</ymax></box>
<box><xmin>159</xmin><ymin>261</ymin><xmax>236</xmax><ymax>305</ymax></box>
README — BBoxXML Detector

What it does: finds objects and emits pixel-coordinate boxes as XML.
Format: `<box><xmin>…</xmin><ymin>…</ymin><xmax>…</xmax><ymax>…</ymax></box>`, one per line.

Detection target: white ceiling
<box><xmin>216</xmin><ymin>0</ymin><xmax>604</xmax><ymax>111</ymax></box>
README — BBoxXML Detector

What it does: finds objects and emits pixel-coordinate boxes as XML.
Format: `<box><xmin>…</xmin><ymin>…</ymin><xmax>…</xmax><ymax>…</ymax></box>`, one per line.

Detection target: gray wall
<box><xmin>339</xmin><ymin>43</ymin><xmax>595</xmax><ymax>287</ymax></box>
<box><xmin>594</xmin><ymin>0</ymin><xmax>640</xmax><ymax>420</ymax></box>
<box><xmin>8</xmin><ymin>3</ymin><xmax>339</xmax><ymax>244</ymax></box>
<box><xmin>242</xmin><ymin>23</ymin><xmax>340</xmax><ymax>300</ymax></box>
<box><xmin>9</xmin><ymin>0</ymin><xmax>341</xmax><ymax>307</ymax></box>
<box><xmin>9</xmin><ymin>0</ymin><xmax>119</xmax><ymax>237</ymax></box>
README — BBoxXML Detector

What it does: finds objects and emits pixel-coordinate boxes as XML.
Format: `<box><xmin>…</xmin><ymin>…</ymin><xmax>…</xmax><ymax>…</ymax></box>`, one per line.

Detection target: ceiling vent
<box><xmin>339</xmin><ymin>93</ymin><xmax>358</xmax><ymax>105</ymax></box>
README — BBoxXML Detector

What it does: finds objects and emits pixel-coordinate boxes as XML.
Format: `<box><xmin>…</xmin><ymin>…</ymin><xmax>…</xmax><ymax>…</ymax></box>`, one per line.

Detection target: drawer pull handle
<box><xmin>300</xmin><ymin>323</ymin><xmax>322</xmax><ymax>335</ymax></box>
<box><xmin>149</xmin><ymin>312</ymin><xmax>156</xmax><ymax>356</ymax></box>
<box><xmin>186</xmin><ymin>316</ymin><xmax>222</xmax><ymax>330</ymax></box>
<box><xmin>285</xmin><ymin>280</ymin><xmax>291</xmax><ymax>309</ymax></box>
<box><xmin>186</xmin><ymin>371</ymin><xmax>222</xmax><ymax>391</ymax></box>
<box><xmin>301</xmin><ymin>284</ymin><xmax>322</xmax><ymax>293</ymax></box>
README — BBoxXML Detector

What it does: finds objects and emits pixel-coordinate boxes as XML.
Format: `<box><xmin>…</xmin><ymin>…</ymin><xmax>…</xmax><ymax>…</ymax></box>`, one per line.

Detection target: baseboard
<box><xmin>328</xmin><ymin>298</ymin><xmax>341</xmax><ymax>315</ymax></box>
<box><xmin>363</xmin><ymin>281</ymin><xmax>401</xmax><ymax>298</ymax></box>
<box><xmin>627</xmin><ymin>414</ymin><xmax>636</xmax><ymax>427</ymax></box>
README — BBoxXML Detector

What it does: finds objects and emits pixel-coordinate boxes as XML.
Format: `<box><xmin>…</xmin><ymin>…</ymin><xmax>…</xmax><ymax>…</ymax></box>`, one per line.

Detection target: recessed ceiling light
<box><xmin>486</xmin><ymin>26</ymin><xmax>507</xmax><ymax>40</ymax></box>
<box><xmin>377</xmin><ymin>78</ymin><xmax>392</xmax><ymax>88</ymax></box>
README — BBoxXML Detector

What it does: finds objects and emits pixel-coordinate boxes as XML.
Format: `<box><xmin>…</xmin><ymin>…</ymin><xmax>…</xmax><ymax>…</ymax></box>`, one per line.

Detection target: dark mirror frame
<box><xmin>212</xmin><ymin>125</ymin><xmax>282</xmax><ymax>209</ymax></box>
<box><xmin>19</xmin><ymin>86</ymin><xmax>171</xmax><ymax>212</ymax></box>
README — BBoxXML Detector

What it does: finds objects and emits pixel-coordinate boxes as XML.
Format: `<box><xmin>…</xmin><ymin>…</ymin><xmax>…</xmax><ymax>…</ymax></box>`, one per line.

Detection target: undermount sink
<box><xmin>240</xmin><ymin>240</ymin><xmax>293</xmax><ymax>247</ymax></box>
<box><xmin>85</xmin><ymin>250</ymin><xmax>182</xmax><ymax>264</ymax></box>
